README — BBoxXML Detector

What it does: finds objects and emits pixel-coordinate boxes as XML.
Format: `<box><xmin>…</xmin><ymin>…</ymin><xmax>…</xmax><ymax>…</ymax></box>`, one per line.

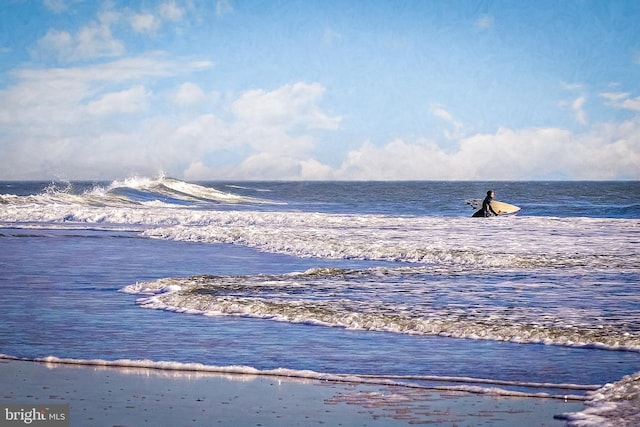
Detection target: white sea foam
<box><xmin>108</xmin><ymin>176</ymin><xmax>275</xmax><ymax>204</ymax></box>
<box><xmin>0</xmin><ymin>353</ymin><xmax>595</xmax><ymax>401</ymax></box>
<box><xmin>4</xmin><ymin>180</ymin><xmax>639</xmax><ymax>351</ymax></box>
<box><xmin>119</xmin><ymin>270</ymin><xmax>640</xmax><ymax>352</ymax></box>
<box><xmin>2</xmin><ymin>179</ymin><xmax>637</xmax><ymax>270</ymax></box>
<box><xmin>0</xmin><ymin>176</ymin><xmax>275</xmax><ymax>209</ymax></box>
<box><xmin>138</xmin><ymin>212</ymin><xmax>638</xmax><ymax>270</ymax></box>
<box><xmin>559</xmin><ymin>371</ymin><xmax>640</xmax><ymax>427</ymax></box>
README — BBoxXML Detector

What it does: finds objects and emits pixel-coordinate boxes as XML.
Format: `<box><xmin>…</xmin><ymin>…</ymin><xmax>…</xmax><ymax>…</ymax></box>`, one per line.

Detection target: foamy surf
<box><xmin>556</xmin><ymin>371</ymin><xmax>640</xmax><ymax>427</ymax></box>
<box><xmin>0</xmin><ymin>176</ymin><xmax>277</xmax><ymax>209</ymax></box>
<box><xmin>108</xmin><ymin>176</ymin><xmax>278</xmax><ymax>205</ymax></box>
<box><xmin>119</xmin><ymin>271</ymin><xmax>640</xmax><ymax>352</ymax></box>
<box><xmin>0</xmin><ymin>354</ymin><xmax>594</xmax><ymax>401</ymax></box>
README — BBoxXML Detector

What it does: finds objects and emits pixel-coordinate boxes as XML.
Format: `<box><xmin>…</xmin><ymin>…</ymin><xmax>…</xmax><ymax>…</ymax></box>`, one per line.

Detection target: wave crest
<box><xmin>120</xmin><ymin>271</ymin><xmax>640</xmax><ymax>352</ymax></box>
<box><xmin>0</xmin><ymin>176</ymin><xmax>276</xmax><ymax>207</ymax></box>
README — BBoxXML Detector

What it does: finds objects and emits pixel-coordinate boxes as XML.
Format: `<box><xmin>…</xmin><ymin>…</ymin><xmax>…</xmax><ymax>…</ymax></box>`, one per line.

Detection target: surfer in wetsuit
<box><xmin>472</xmin><ymin>190</ymin><xmax>498</xmax><ymax>217</ymax></box>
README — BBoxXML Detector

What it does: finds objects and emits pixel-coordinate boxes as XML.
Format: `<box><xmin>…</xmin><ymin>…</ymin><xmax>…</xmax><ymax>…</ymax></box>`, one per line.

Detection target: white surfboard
<box><xmin>489</xmin><ymin>200</ymin><xmax>521</xmax><ymax>215</ymax></box>
<box><xmin>466</xmin><ymin>199</ymin><xmax>521</xmax><ymax>215</ymax></box>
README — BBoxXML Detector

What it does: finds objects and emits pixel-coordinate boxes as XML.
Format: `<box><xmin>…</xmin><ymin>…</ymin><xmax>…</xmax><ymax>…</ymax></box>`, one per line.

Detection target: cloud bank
<box><xmin>338</xmin><ymin>124</ymin><xmax>639</xmax><ymax>180</ymax></box>
<box><xmin>1</xmin><ymin>52</ymin><xmax>638</xmax><ymax>180</ymax></box>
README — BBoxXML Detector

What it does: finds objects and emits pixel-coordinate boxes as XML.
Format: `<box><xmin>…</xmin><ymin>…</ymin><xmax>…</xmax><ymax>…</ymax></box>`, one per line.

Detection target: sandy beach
<box><xmin>0</xmin><ymin>358</ymin><xmax>583</xmax><ymax>426</ymax></box>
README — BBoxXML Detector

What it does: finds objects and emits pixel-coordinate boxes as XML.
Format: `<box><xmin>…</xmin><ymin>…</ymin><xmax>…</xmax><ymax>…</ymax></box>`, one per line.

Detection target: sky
<box><xmin>1</xmin><ymin>0</ymin><xmax>639</xmax><ymax>180</ymax></box>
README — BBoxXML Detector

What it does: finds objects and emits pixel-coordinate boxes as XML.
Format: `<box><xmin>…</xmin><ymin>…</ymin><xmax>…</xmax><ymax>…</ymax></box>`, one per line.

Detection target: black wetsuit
<box><xmin>472</xmin><ymin>196</ymin><xmax>498</xmax><ymax>217</ymax></box>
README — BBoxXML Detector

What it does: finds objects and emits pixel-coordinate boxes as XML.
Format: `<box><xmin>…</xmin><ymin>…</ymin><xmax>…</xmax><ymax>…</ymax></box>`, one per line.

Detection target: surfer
<box><xmin>472</xmin><ymin>190</ymin><xmax>498</xmax><ymax>217</ymax></box>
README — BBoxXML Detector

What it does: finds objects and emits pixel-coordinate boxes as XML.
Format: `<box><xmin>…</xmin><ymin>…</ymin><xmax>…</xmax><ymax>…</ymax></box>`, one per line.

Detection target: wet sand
<box><xmin>0</xmin><ymin>359</ymin><xmax>583</xmax><ymax>426</ymax></box>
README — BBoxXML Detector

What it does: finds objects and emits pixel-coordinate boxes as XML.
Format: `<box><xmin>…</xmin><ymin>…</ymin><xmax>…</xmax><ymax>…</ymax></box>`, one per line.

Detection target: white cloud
<box><xmin>337</xmin><ymin>139</ymin><xmax>445</xmax><ymax>180</ymax></box>
<box><xmin>560</xmin><ymin>83</ymin><xmax>588</xmax><ymax>125</ymax></box>
<box><xmin>0</xmin><ymin>55</ymin><xmax>216</xmax><ymax>179</ymax></box>
<box><xmin>35</xmin><ymin>12</ymin><xmax>124</xmax><ymax>62</ymax></box>
<box><xmin>222</xmin><ymin>83</ymin><xmax>342</xmax><ymax>161</ymax></box>
<box><xmin>172</xmin><ymin>114</ymin><xmax>231</xmax><ymax>153</ymax></box>
<box><xmin>1</xmin><ymin>66</ymin><xmax>344</xmax><ymax>179</ymax></box>
<box><xmin>299</xmin><ymin>158</ymin><xmax>337</xmax><ymax>180</ymax></box>
<box><xmin>13</xmin><ymin>54</ymin><xmax>210</xmax><ymax>89</ymax></box>
<box><xmin>231</xmin><ymin>152</ymin><xmax>335</xmax><ymax>180</ymax></box>
<box><xmin>35</xmin><ymin>29</ymin><xmax>74</xmax><ymax>57</ymax></box>
<box><xmin>622</xmin><ymin>98</ymin><xmax>640</xmax><ymax>111</ymax></box>
<box><xmin>571</xmin><ymin>96</ymin><xmax>588</xmax><ymax>125</ymax></box>
<box><xmin>183</xmin><ymin>160</ymin><xmax>215</xmax><ymax>180</ymax></box>
<box><xmin>174</xmin><ymin>82</ymin><xmax>206</xmax><ymax>107</ymax></box>
<box><xmin>164</xmin><ymin>83</ymin><xmax>342</xmax><ymax>179</ymax></box>
<box><xmin>601</xmin><ymin>91</ymin><xmax>640</xmax><ymax>112</ymax></box>
<box><xmin>236</xmin><ymin>152</ymin><xmax>309</xmax><ymax>180</ymax></box>
<box><xmin>429</xmin><ymin>104</ymin><xmax>463</xmax><ymax>139</ymax></box>
<box><xmin>34</xmin><ymin>2</ymin><xmax>192</xmax><ymax>62</ymax></box>
<box><xmin>429</xmin><ymin>105</ymin><xmax>454</xmax><ymax>122</ymax></box>
<box><xmin>43</xmin><ymin>0</ymin><xmax>70</xmax><ymax>13</ymax></box>
<box><xmin>334</xmin><ymin>122</ymin><xmax>640</xmax><ymax>180</ymax></box>
<box><xmin>601</xmin><ymin>92</ymin><xmax>629</xmax><ymax>103</ymax></box>
<box><xmin>0</xmin><ymin>54</ymin><xmax>193</xmax><ymax>126</ymax></box>
<box><xmin>130</xmin><ymin>2</ymin><xmax>187</xmax><ymax>34</ymax></box>
<box><xmin>86</xmin><ymin>85</ymin><xmax>151</xmax><ymax>115</ymax></box>
<box><xmin>2</xmin><ymin>48</ymin><xmax>638</xmax><ymax>181</ymax></box>
<box><xmin>77</xmin><ymin>10</ymin><xmax>122</xmax><ymax>52</ymax></box>
<box><xmin>159</xmin><ymin>1</ymin><xmax>185</xmax><ymax>22</ymax></box>
<box><xmin>232</xmin><ymin>82</ymin><xmax>341</xmax><ymax>131</ymax></box>
<box><xmin>216</xmin><ymin>0</ymin><xmax>233</xmax><ymax>17</ymax></box>
<box><xmin>561</xmin><ymin>82</ymin><xmax>584</xmax><ymax>91</ymax></box>
<box><xmin>131</xmin><ymin>13</ymin><xmax>161</xmax><ymax>34</ymax></box>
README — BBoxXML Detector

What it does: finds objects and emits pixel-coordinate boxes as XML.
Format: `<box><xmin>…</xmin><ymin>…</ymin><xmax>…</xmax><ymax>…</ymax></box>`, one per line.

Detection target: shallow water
<box><xmin>1</xmin><ymin>178</ymin><xmax>639</xmax><ymax>424</ymax></box>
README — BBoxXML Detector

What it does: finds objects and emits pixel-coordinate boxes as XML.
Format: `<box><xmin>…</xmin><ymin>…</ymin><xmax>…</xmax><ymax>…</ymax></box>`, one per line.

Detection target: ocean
<box><xmin>1</xmin><ymin>178</ymin><xmax>639</xmax><ymax>425</ymax></box>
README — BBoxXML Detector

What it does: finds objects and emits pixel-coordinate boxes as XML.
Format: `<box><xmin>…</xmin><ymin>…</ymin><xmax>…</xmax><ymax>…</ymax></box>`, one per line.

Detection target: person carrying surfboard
<box><xmin>468</xmin><ymin>191</ymin><xmax>521</xmax><ymax>216</ymax></box>
<box><xmin>472</xmin><ymin>190</ymin><xmax>498</xmax><ymax>217</ymax></box>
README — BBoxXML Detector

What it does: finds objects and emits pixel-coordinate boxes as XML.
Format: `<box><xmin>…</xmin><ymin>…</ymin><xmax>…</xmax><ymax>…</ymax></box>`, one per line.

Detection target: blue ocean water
<box><xmin>1</xmin><ymin>178</ymin><xmax>639</xmax><ymax>424</ymax></box>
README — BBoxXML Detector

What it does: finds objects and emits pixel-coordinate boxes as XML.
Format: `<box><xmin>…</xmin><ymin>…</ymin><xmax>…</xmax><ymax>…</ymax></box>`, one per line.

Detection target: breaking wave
<box><xmin>119</xmin><ymin>268</ymin><xmax>640</xmax><ymax>352</ymax></box>
<box><xmin>0</xmin><ymin>175</ymin><xmax>276</xmax><ymax>208</ymax></box>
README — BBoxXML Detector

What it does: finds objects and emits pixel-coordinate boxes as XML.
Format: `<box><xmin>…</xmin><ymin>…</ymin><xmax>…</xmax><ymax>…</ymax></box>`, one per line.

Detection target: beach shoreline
<box><xmin>1</xmin><ymin>358</ymin><xmax>582</xmax><ymax>426</ymax></box>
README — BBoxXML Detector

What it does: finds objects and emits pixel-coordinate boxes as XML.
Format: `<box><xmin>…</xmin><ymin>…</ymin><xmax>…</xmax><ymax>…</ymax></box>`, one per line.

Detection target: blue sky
<box><xmin>1</xmin><ymin>0</ymin><xmax>639</xmax><ymax>180</ymax></box>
